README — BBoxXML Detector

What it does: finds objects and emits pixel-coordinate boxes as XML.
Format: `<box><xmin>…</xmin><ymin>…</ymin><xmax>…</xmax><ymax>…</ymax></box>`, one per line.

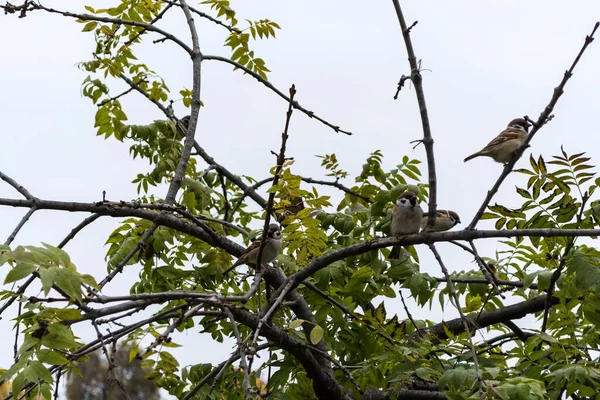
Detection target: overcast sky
<box><xmin>1</xmin><ymin>1</ymin><xmax>599</xmax><ymax>398</ymax></box>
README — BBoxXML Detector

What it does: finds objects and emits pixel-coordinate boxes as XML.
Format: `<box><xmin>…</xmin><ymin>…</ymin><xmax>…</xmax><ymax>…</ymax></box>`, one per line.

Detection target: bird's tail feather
<box><xmin>388</xmin><ymin>245</ymin><xmax>401</xmax><ymax>259</ymax></box>
<box><xmin>463</xmin><ymin>152</ymin><xmax>480</xmax><ymax>162</ymax></box>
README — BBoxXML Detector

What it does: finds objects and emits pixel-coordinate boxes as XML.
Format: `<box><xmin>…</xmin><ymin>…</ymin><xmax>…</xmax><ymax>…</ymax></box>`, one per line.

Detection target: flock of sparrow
<box><xmin>229</xmin><ymin>117</ymin><xmax>531</xmax><ymax>269</ymax></box>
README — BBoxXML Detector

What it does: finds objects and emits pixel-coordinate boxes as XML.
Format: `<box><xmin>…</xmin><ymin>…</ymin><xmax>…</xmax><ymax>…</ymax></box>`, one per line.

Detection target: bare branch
<box><xmin>5</xmin><ymin>206</ymin><xmax>37</xmax><ymax>246</ymax></box>
<box><xmin>428</xmin><ymin>244</ymin><xmax>482</xmax><ymax>391</ymax></box>
<box><xmin>137</xmin><ymin>303</ymin><xmax>204</xmax><ymax>359</ymax></box>
<box><xmin>181</xmin><ymin>343</ymin><xmax>273</xmax><ymax>400</ymax></box>
<box><xmin>0</xmin><ymin>171</ymin><xmax>35</xmax><ymax>199</ymax></box>
<box><xmin>119</xmin><ymin>73</ymin><xmax>271</xmax><ymax>211</ymax></box>
<box><xmin>391</xmin><ymin>1</ymin><xmax>438</xmax><ymax>229</ymax></box>
<box><xmin>223</xmin><ymin>307</ymin><xmax>251</xmax><ymax>398</ymax></box>
<box><xmin>411</xmin><ymin>293</ymin><xmax>560</xmax><ymax>344</ymax></box>
<box><xmin>57</xmin><ymin>213</ymin><xmax>102</xmax><ymax>248</ymax></box>
<box><xmin>202</xmin><ymin>55</ymin><xmax>352</xmax><ymax>135</ymax></box>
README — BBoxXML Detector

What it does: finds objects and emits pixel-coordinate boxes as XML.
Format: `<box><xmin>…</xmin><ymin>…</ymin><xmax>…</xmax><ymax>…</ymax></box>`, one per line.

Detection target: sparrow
<box><xmin>224</xmin><ymin>223</ymin><xmax>283</xmax><ymax>274</ymax></box>
<box><xmin>420</xmin><ymin>210</ymin><xmax>461</xmax><ymax>232</ymax></box>
<box><xmin>389</xmin><ymin>191</ymin><xmax>423</xmax><ymax>259</ymax></box>
<box><xmin>464</xmin><ymin>118</ymin><xmax>531</xmax><ymax>164</ymax></box>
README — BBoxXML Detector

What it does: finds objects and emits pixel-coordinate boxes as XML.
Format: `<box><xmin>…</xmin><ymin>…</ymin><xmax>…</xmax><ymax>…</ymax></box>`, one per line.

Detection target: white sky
<box><xmin>1</xmin><ymin>1</ymin><xmax>599</xmax><ymax>398</ymax></box>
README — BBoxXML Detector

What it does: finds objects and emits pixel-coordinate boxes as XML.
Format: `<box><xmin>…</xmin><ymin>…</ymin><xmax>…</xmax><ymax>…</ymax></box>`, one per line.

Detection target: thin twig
<box><xmin>181</xmin><ymin>343</ymin><xmax>273</xmax><ymax>400</ymax></box>
<box><xmin>94</xmin><ymin>223</ymin><xmax>159</xmax><ymax>291</ymax></box>
<box><xmin>160</xmin><ymin>0</ymin><xmax>242</xmax><ymax>33</ymax></box>
<box><xmin>202</xmin><ymin>55</ymin><xmax>352</xmax><ymax>135</ymax></box>
<box><xmin>468</xmin><ymin>240</ymin><xmax>503</xmax><ymax>297</ymax></box>
<box><xmin>119</xmin><ymin>73</ymin><xmax>270</xmax><ymax>210</ymax></box>
<box><xmin>92</xmin><ymin>320</ymin><xmax>131</xmax><ymax>399</ymax></box>
<box><xmin>57</xmin><ymin>214</ymin><xmax>102</xmax><ymax>248</ymax></box>
<box><xmin>0</xmin><ymin>171</ymin><xmax>34</xmax><ymax>199</ymax></box>
<box><xmin>219</xmin><ymin>175</ymin><xmax>231</xmax><ymax>221</ymax></box>
<box><xmin>5</xmin><ymin>207</ymin><xmax>37</xmax><ymax>245</ymax></box>
<box><xmin>428</xmin><ymin>244</ymin><xmax>483</xmax><ymax>395</ymax></box>
<box><xmin>123</xmin><ymin>2</ymin><xmax>174</xmax><ymax>46</ymax></box>
<box><xmin>540</xmin><ymin>192</ymin><xmax>589</xmax><ymax>331</ymax></box>
<box><xmin>137</xmin><ymin>303</ymin><xmax>204</xmax><ymax>359</ymax></box>
<box><xmin>30</xmin><ymin>3</ymin><xmax>193</xmax><ymax>54</ymax></box>
<box><xmin>254</xmin><ymin>85</ymin><xmax>296</xmax><ymax>271</ymax></box>
<box><xmin>224</xmin><ymin>308</ymin><xmax>251</xmax><ymax>398</ymax></box>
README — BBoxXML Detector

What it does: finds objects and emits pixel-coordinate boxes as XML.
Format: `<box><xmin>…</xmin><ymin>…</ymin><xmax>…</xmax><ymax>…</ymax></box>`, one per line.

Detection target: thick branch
<box><xmin>411</xmin><ymin>294</ymin><xmax>559</xmax><ymax>343</ymax></box>
<box><xmin>228</xmin><ymin>307</ymin><xmax>348</xmax><ymax>400</ymax></box>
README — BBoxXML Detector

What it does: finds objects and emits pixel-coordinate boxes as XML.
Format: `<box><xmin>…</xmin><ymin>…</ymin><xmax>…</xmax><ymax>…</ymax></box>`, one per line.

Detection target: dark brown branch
<box><xmin>181</xmin><ymin>343</ymin><xmax>273</xmax><ymax>400</ymax></box>
<box><xmin>2</xmin><ymin>195</ymin><xmax>600</xmax><ymax>267</ymax></box>
<box><xmin>95</xmin><ymin>223</ymin><xmax>159</xmax><ymax>291</ymax></box>
<box><xmin>123</xmin><ymin>1</ymin><xmax>174</xmax><ymax>46</ymax></box>
<box><xmin>254</xmin><ymin>85</ymin><xmax>296</xmax><ymax>277</ymax></box>
<box><xmin>160</xmin><ymin>0</ymin><xmax>241</xmax><ymax>34</ymax></box>
<box><xmin>228</xmin><ymin>306</ymin><xmax>348</xmax><ymax>400</ymax></box>
<box><xmin>363</xmin><ymin>387</ymin><xmax>447</xmax><ymax>400</ymax></box>
<box><xmin>467</xmin><ymin>21</ymin><xmax>599</xmax><ymax>229</ymax></box>
<box><xmin>29</xmin><ymin>4</ymin><xmax>193</xmax><ymax>54</ymax></box>
<box><xmin>541</xmin><ymin>191</ymin><xmax>589</xmax><ymax>331</ymax></box>
<box><xmin>428</xmin><ymin>244</ymin><xmax>482</xmax><ymax>386</ymax></box>
<box><xmin>219</xmin><ymin>175</ymin><xmax>231</xmax><ymax>221</ymax></box>
<box><xmin>411</xmin><ymin>293</ymin><xmax>559</xmax><ymax>343</ymax></box>
<box><xmin>202</xmin><ymin>55</ymin><xmax>352</xmax><ymax>135</ymax></box>
<box><xmin>300</xmin><ymin>177</ymin><xmax>371</xmax><ymax>202</ymax></box>
<box><xmin>97</xmin><ymin>87</ymin><xmax>137</xmax><ymax>107</ymax></box>
<box><xmin>57</xmin><ymin>213</ymin><xmax>102</xmax><ymax>248</ymax></box>
<box><xmin>119</xmin><ymin>73</ymin><xmax>270</xmax><ymax>210</ymax></box>
<box><xmin>391</xmin><ymin>1</ymin><xmax>438</xmax><ymax>229</ymax></box>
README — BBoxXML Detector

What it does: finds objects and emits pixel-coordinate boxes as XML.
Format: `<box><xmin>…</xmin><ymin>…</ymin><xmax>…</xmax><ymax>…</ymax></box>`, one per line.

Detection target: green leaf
<box><xmin>4</xmin><ymin>262</ymin><xmax>36</xmax><ymax>284</ymax></box>
<box><xmin>38</xmin><ymin>267</ymin><xmax>56</xmax><ymax>296</ymax></box>
<box><xmin>515</xmin><ymin>187</ymin><xmax>531</xmax><ymax>199</ymax></box>
<box><xmin>289</xmin><ymin>319</ymin><xmax>305</xmax><ymax>330</ymax></box>
<box><xmin>310</xmin><ymin>325</ymin><xmax>324</xmax><ymax>344</ymax></box>
<box><xmin>82</xmin><ymin>21</ymin><xmax>98</xmax><ymax>32</ymax></box>
<box><xmin>41</xmin><ymin>324</ymin><xmax>76</xmax><ymax>350</ymax></box>
<box><xmin>27</xmin><ymin>360</ymin><xmax>54</xmax><ymax>383</ymax></box>
<box><xmin>53</xmin><ymin>269</ymin><xmax>83</xmax><ymax>303</ymax></box>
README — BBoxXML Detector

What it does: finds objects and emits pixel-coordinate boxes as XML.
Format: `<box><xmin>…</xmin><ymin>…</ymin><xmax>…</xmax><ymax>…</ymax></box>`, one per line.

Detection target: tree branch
<box><xmin>202</xmin><ymin>55</ymin><xmax>352</xmax><ymax>135</ymax></box>
<box><xmin>30</xmin><ymin>3</ymin><xmax>193</xmax><ymax>54</ymax></box>
<box><xmin>391</xmin><ymin>0</ymin><xmax>438</xmax><ymax>229</ymax></box>
<box><xmin>467</xmin><ymin>21</ymin><xmax>599</xmax><ymax>229</ymax></box>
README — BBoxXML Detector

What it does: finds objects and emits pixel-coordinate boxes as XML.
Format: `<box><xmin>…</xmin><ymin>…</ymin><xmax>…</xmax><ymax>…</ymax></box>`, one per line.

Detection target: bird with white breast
<box><xmin>224</xmin><ymin>223</ymin><xmax>282</xmax><ymax>274</ymax></box>
<box><xmin>388</xmin><ymin>191</ymin><xmax>423</xmax><ymax>259</ymax></box>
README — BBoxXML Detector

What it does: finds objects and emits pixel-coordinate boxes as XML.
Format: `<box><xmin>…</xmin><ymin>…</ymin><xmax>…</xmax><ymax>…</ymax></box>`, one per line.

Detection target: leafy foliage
<box><xmin>2</xmin><ymin>1</ymin><xmax>600</xmax><ymax>399</ymax></box>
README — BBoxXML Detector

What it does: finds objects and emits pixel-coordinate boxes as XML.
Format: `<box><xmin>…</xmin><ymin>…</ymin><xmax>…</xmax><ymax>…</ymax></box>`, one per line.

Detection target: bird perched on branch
<box><xmin>224</xmin><ymin>224</ymin><xmax>282</xmax><ymax>274</ymax></box>
<box><xmin>421</xmin><ymin>210</ymin><xmax>461</xmax><ymax>232</ymax></box>
<box><xmin>464</xmin><ymin>118</ymin><xmax>531</xmax><ymax>164</ymax></box>
<box><xmin>389</xmin><ymin>191</ymin><xmax>423</xmax><ymax>259</ymax></box>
